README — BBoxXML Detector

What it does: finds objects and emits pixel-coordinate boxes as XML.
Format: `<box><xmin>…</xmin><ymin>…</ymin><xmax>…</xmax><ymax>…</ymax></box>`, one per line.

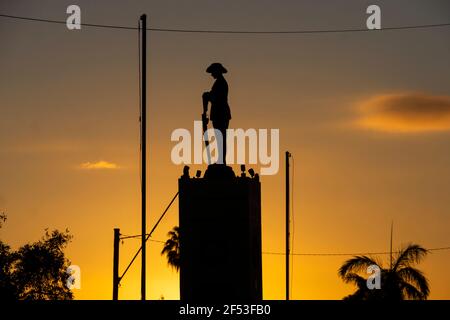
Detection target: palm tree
<box><xmin>161</xmin><ymin>226</ymin><xmax>180</xmax><ymax>271</ymax></box>
<box><xmin>339</xmin><ymin>243</ymin><xmax>430</xmax><ymax>300</ymax></box>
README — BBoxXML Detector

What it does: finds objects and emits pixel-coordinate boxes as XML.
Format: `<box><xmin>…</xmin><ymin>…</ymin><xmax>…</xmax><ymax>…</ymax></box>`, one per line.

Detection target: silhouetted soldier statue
<box><xmin>202</xmin><ymin>63</ymin><xmax>232</xmax><ymax>165</ymax></box>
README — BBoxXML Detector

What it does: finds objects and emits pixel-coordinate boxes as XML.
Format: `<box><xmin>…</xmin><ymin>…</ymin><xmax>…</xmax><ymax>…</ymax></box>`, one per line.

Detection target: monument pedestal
<box><xmin>178</xmin><ymin>166</ymin><xmax>262</xmax><ymax>301</ymax></box>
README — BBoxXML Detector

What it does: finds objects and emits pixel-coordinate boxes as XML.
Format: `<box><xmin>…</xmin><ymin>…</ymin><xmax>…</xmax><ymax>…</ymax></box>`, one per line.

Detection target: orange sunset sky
<box><xmin>1</xmin><ymin>0</ymin><xmax>450</xmax><ymax>300</ymax></box>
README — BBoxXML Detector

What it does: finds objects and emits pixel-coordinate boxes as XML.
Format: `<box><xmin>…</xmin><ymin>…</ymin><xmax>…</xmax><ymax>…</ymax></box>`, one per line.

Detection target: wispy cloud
<box><xmin>355</xmin><ymin>92</ymin><xmax>450</xmax><ymax>133</ymax></box>
<box><xmin>79</xmin><ymin>161</ymin><xmax>120</xmax><ymax>170</ymax></box>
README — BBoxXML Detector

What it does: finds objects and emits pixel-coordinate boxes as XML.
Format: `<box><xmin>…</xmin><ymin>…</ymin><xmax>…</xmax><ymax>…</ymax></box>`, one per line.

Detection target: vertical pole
<box><xmin>113</xmin><ymin>228</ymin><xmax>120</xmax><ymax>300</ymax></box>
<box><xmin>286</xmin><ymin>151</ymin><xmax>290</xmax><ymax>300</ymax></box>
<box><xmin>390</xmin><ymin>221</ymin><xmax>393</xmax><ymax>269</ymax></box>
<box><xmin>140</xmin><ymin>14</ymin><xmax>147</xmax><ymax>301</ymax></box>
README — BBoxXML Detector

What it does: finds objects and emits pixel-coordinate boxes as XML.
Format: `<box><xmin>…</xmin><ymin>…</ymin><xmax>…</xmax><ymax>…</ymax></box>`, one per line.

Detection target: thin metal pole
<box><xmin>286</xmin><ymin>151</ymin><xmax>290</xmax><ymax>300</ymax></box>
<box><xmin>390</xmin><ymin>221</ymin><xmax>393</xmax><ymax>269</ymax></box>
<box><xmin>140</xmin><ymin>13</ymin><xmax>147</xmax><ymax>301</ymax></box>
<box><xmin>113</xmin><ymin>228</ymin><xmax>120</xmax><ymax>300</ymax></box>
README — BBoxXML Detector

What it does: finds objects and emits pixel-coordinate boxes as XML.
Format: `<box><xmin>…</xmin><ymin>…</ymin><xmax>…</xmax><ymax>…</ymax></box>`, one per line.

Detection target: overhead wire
<box><xmin>118</xmin><ymin>191</ymin><xmax>179</xmax><ymax>282</ymax></box>
<box><xmin>262</xmin><ymin>246</ymin><xmax>450</xmax><ymax>256</ymax></box>
<box><xmin>122</xmin><ymin>231</ymin><xmax>450</xmax><ymax>256</ymax></box>
<box><xmin>1</xmin><ymin>13</ymin><xmax>450</xmax><ymax>34</ymax></box>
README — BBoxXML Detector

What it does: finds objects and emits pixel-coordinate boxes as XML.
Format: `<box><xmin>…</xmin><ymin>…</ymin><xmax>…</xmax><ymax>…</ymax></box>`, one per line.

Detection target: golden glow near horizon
<box><xmin>1</xmin><ymin>0</ymin><xmax>450</xmax><ymax>300</ymax></box>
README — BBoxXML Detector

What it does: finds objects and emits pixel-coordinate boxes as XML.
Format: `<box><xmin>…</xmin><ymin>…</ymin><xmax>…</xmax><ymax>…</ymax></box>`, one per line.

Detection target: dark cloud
<box><xmin>356</xmin><ymin>93</ymin><xmax>450</xmax><ymax>133</ymax></box>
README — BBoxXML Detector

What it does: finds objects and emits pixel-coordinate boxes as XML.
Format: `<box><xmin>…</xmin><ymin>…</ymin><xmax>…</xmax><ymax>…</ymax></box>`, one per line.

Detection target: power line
<box><xmin>263</xmin><ymin>246</ymin><xmax>450</xmax><ymax>257</ymax></box>
<box><xmin>129</xmin><ymin>234</ymin><xmax>450</xmax><ymax>256</ymax></box>
<box><xmin>1</xmin><ymin>13</ymin><xmax>450</xmax><ymax>34</ymax></box>
<box><xmin>0</xmin><ymin>13</ymin><xmax>135</xmax><ymax>30</ymax></box>
<box><xmin>118</xmin><ymin>191</ymin><xmax>179</xmax><ymax>282</ymax></box>
<box><xmin>120</xmin><ymin>234</ymin><xmax>165</xmax><ymax>243</ymax></box>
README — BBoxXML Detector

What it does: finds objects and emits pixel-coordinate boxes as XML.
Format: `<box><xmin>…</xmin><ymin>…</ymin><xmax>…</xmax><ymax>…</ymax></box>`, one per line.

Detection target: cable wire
<box><xmin>118</xmin><ymin>191</ymin><xmax>179</xmax><ymax>283</ymax></box>
<box><xmin>119</xmin><ymin>234</ymin><xmax>450</xmax><ymax>256</ymax></box>
<box><xmin>263</xmin><ymin>246</ymin><xmax>450</xmax><ymax>256</ymax></box>
<box><xmin>1</xmin><ymin>13</ymin><xmax>450</xmax><ymax>34</ymax></box>
<box><xmin>120</xmin><ymin>234</ymin><xmax>165</xmax><ymax>243</ymax></box>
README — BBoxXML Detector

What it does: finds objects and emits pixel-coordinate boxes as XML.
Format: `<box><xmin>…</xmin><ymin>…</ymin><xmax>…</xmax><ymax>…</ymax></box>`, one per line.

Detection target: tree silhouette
<box><xmin>0</xmin><ymin>211</ymin><xmax>6</xmax><ymax>228</ymax></box>
<box><xmin>0</xmin><ymin>240</ymin><xmax>16</xmax><ymax>299</ymax></box>
<box><xmin>0</xmin><ymin>214</ymin><xmax>74</xmax><ymax>300</ymax></box>
<box><xmin>339</xmin><ymin>243</ymin><xmax>430</xmax><ymax>300</ymax></box>
<box><xmin>161</xmin><ymin>226</ymin><xmax>180</xmax><ymax>271</ymax></box>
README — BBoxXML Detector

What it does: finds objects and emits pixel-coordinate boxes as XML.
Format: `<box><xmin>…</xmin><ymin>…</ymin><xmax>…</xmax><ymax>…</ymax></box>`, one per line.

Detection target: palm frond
<box><xmin>400</xmin><ymin>281</ymin><xmax>426</xmax><ymax>300</ymax></box>
<box><xmin>398</xmin><ymin>267</ymin><xmax>429</xmax><ymax>298</ymax></box>
<box><xmin>342</xmin><ymin>272</ymin><xmax>367</xmax><ymax>287</ymax></box>
<box><xmin>167</xmin><ymin>230</ymin><xmax>179</xmax><ymax>240</ymax></box>
<box><xmin>393</xmin><ymin>244</ymin><xmax>428</xmax><ymax>271</ymax></box>
<box><xmin>338</xmin><ymin>255</ymin><xmax>381</xmax><ymax>278</ymax></box>
<box><xmin>167</xmin><ymin>251</ymin><xmax>180</xmax><ymax>271</ymax></box>
<box><xmin>339</xmin><ymin>243</ymin><xmax>430</xmax><ymax>301</ymax></box>
<box><xmin>161</xmin><ymin>226</ymin><xmax>181</xmax><ymax>271</ymax></box>
<box><xmin>161</xmin><ymin>239</ymin><xmax>178</xmax><ymax>252</ymax></box>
